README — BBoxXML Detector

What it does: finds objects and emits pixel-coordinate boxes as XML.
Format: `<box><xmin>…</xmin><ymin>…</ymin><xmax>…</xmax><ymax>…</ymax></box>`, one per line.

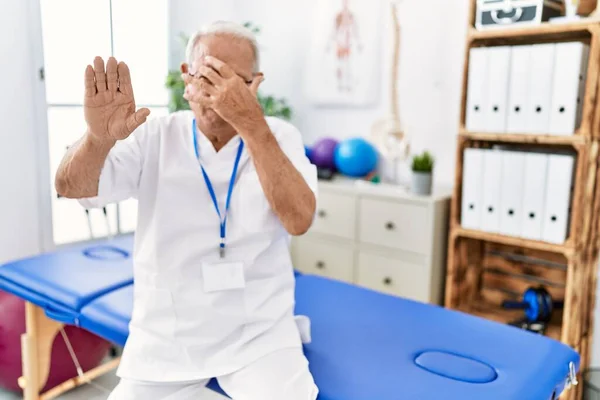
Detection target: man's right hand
<box><xmin>84</xmin><ymin>56</ymin><xmax>150</xmax><ymax>143</ymax></box>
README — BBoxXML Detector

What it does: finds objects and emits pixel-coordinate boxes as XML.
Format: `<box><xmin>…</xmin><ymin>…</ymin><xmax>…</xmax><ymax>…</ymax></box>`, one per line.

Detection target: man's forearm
<box><xmin>243</xmin><ymin>126</ymin><xmax>316</xmax><ymax>236</ymax></box>
<box><xmin>55</xmin><ymin>132</ymin><xmax>115</xmax><ymax>199</ymax></box>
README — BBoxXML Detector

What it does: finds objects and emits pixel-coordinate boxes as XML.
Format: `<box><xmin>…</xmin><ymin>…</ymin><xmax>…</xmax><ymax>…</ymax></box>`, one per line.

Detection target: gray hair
<box><xmin>185</xmin><ymin>21</ymin><xmax>260</xmax><ymax>73</ymax></box>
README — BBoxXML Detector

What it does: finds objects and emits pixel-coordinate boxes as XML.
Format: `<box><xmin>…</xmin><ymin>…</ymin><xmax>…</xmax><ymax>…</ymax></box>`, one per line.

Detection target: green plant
<box><xmin>165</xmin><ymin>23</ymin><xmax>292</xmax><ymax>120</ymax></box>
<box><xmin>165</xmin><ymin>69</ymin><xmax>190</xmax><ymax>112</ymax></box>
<box><xmin>411</xmin><ymin>151</ymin><xmax>434</xmax><ymax>173</ymax></box>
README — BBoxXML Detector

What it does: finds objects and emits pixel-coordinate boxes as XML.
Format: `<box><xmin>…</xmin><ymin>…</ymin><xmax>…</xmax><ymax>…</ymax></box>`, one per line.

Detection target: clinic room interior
<box><xmin>7</xmin><ymin>0</ymin><xmax>600</xmax><ymax>399</ymax></box>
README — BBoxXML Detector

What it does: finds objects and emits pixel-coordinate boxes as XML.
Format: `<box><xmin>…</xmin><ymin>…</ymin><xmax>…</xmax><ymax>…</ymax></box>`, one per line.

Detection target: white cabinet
<box><xmin>291</xmin><ymin>236</ymin><xmax>354</xmax><ymax>283</ymax></box>
<box><xmin>291</xmin><ymin>178</ymin><xmax>451</xmax><ymax>305</ymax></box>
<box><xmin>311</xmin><ymin>192</ymin><xmax>356</xmax><ymax>239</ymax></box>
<box><xmin>356</xmin><ymin>251</ymin><xmax>428</xmax><ymax>302</ymax></box>
<box><xmin>358</xmin><ymin>198</ymin><xmax>430</xmax><ymax>254</ymax></box>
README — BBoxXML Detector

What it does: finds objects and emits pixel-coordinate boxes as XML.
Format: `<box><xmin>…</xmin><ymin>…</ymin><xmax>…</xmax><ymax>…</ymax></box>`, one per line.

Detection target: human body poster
<box><xmin>305</xmin><ymin>0</ymin><xmax>382</xmax><ymax>106</ymax></box>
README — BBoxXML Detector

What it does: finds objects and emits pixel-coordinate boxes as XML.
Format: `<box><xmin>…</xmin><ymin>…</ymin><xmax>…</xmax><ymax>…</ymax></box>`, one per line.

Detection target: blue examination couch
<box><xmin>0</xmin><ymin>234</ymin><xmax>580</xmax><ymax>399</ymax></box>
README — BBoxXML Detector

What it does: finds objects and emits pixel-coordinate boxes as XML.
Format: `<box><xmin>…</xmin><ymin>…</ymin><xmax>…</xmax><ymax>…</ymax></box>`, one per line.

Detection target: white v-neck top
<box><xmin>79</xmin><ymin>110</ymin><xmax>318</xmax><ymax>382</ymax></box>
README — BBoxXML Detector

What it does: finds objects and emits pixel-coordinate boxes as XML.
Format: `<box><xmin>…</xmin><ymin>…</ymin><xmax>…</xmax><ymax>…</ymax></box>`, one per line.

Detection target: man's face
<box><xmin>187</xmin><ymin>34</ymin><xmax>256</xmax><ymax>128</ymax></box>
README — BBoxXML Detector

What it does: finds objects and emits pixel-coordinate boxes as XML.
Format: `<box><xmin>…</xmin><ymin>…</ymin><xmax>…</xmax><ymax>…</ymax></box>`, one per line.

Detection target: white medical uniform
<box><xmin>79</xmin><ymin>110</ymin><xmax>319</xmax><ymax>399</ymax></box>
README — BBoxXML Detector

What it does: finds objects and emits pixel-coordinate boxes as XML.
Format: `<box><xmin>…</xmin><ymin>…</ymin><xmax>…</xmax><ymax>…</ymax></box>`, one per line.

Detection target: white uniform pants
<box><xmin>107</xmin><ymin>348</ymin><xmax>319</xmax><ymax>400</ymax></box>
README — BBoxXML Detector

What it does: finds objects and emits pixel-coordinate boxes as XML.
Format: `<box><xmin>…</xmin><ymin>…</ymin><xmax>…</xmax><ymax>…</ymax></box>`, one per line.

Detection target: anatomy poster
<box><xmin>305</xmin><ymin>0</ymin><xmax>382</xmax><ymax>106</ymax></box>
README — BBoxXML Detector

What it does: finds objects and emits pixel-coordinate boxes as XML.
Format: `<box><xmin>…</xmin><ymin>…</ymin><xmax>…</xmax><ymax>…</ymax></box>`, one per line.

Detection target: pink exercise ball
<box><xmin>0</xmin><ymin>290</ymin><xmax>112</xmax><ymax>393</ymax></box>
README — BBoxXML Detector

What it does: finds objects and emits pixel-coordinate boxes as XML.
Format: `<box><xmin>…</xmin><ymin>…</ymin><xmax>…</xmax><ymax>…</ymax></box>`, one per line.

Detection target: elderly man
<box><xmin>55</xmin><ymin>21</ymin><xmax>318</xmax><ymax>400</ymax></box>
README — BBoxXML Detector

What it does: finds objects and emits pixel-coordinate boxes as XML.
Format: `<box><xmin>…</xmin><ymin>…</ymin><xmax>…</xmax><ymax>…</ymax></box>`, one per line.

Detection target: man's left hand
<box><xmin>183</xmin><ymin>56</ymin><xmax>265</xmax><ymax>133</ymax></box>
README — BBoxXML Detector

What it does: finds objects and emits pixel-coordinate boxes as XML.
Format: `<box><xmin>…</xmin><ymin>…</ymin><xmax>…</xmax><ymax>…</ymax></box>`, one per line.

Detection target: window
<box><xmin>40</xmin><ymin>0</ymin><xmax>169</xmax><ymax>245</ymax></box>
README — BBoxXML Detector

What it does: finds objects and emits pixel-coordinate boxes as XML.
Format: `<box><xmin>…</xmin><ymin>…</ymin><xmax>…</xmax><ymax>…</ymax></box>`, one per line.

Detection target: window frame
<box><xmin>30</xmin><ymin>0</ymin><xmax>169</xmax><ymax>250</ymax></box>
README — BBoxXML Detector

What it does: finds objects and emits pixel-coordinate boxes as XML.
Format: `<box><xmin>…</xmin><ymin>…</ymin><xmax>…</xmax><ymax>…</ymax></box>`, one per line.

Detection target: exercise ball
<box><xmin>334</xmin><ymin>138</ymin><xmax>379</xmax><ymax>177</ymax></box>
<box><xmin>304</xmin><ymin>145</ymin><xmax>312</xmax><ymax>161</ymax></box>
<box><xmin>310</xmin><ymin>138</ymin><xmax>339</xmax><ymax>170</ymax></box>
<box><xmin>0</xmin><ymin>291</ymin><xmax>111</xmax><ymax>393</ymax></box>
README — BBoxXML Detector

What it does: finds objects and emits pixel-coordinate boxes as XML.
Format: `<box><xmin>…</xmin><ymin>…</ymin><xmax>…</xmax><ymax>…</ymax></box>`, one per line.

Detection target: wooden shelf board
<box><xmin>459</xmin><ymin>130</ymin><xmax>586</xmax><ymax>146</ymax></box>
<box><xmin>453</xmin><ymin>227</ymin><xmax>572</xmax><ymax>255</ymax></box>
<box><xmin>455</xmin><ymin>300</ymin><xmax>562</xmax><ymax>342</ymax></box>
<box><xmin>468</xmin><ymin>20</ymin><xmax>600</xmax><ymax>44</ymax></box>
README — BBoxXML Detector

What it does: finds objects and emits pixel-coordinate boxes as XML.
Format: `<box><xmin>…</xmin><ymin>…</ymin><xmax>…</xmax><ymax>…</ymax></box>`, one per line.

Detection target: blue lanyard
<box><xmin>192</xmin><ymin>119</ymin><xmax>244</xmax><ymax>258</ymax></box>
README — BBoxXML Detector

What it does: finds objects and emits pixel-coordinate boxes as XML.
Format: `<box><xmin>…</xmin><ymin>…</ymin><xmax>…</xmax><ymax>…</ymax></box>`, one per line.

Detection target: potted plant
<box><xmin>411</xmin><ymin>151</ymin><xmax>434</xmax><ymax>195</ymax></box>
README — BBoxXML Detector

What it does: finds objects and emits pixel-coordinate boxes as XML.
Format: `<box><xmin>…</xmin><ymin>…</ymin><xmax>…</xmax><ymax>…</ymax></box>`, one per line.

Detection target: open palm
<box><xmin>84</xmin><ymin>56</ymin><xmax>150</xmax><ymax>141</ymax></box>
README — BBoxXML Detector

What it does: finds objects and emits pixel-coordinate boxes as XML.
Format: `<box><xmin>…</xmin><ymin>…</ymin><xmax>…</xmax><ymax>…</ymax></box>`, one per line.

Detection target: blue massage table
<box><xmin>0</xmin><ymin>234</ymin><xmax>580</xmax><ymax>400</ymax></box>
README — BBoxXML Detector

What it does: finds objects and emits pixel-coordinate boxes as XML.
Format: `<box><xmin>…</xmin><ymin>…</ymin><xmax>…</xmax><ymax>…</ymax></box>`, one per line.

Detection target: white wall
<box><xmin>0</xmin><ymin>0</ymin><xmax>47</xmax><ymax>263</ymax></box>
<box><xmin>169</xmin><ymin>0</ymin><xmax>237</xmax><ymax>69</ymax></box>
<box><xmin>169</xmin><ymin>0</ymin><xmax>469</xmax><ymax>188</ymax></box>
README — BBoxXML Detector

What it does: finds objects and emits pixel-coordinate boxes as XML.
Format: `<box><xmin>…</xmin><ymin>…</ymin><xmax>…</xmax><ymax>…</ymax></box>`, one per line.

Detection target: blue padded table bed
<box><xmin>0</xmin><ymin>235</ymin><xmax>580</xmax><ymax>400</ymax></box>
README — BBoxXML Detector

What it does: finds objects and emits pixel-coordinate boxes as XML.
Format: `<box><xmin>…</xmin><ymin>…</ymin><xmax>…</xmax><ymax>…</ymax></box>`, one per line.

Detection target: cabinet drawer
<box><xmin>359</xmin><ymin>198</ymin><xmax>429</xmax><ymax>254</ymax></box>
<box><xmin>311</xmin><ymin>192</ymin><xmax>356</xmax><ymax>239</ymax></box>
<box><xmin>292</xmin><ymin>236</ymin><xmax>354</xmax><ymax>283</ymax></box>
<box><xmin>356</xmin><ymin>251</ymin><xmax>429</xmax><ymax>302</ymax></box>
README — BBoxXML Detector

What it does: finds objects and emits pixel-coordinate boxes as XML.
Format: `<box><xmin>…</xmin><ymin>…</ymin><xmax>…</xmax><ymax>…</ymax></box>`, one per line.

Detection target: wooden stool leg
<box><xmin>19</xmin><ymin>302</ymin><xmax>63</xmax><ymax>400</ymax></box>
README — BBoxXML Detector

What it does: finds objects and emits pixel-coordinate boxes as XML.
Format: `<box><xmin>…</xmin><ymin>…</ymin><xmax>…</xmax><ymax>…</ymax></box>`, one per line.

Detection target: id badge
<box><xmin>202</xmin><ymin>261</ymin><xmax>245</xmax><ymax>292</ymax></box>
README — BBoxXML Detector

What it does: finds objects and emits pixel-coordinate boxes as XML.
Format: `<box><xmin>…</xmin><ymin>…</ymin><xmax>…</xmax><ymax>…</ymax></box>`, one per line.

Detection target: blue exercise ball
<box><xmin>334</xmin><ymin>138</ymin><xmax>379</xmax><ymax>177</ymax></box>
<box><xmin>305</xmin><ymin>145</ymin><xmax>312</xmax><ymax>161</ymax></box>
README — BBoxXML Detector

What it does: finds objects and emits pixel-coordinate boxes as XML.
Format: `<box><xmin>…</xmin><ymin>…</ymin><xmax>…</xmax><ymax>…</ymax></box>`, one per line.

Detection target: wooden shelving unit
<box><xmin>459</xmin><ymin>128</ymin><xmax>588</xmax><ymax>146</ymax></box>
<box><xmin>468</xmin><ymin>20</ymin><xmax>599</xmax><ymax>43</ymax></box>
<box><xmin>457</xmin><ymin>298</ymin><xmax>563</xmax><ymax>341</ymax></box>
<box><xmin>444</xmin><ymin>2</ymin><xmax>600</xmax><ymax>399</ymax></box>
<box><xmin>453</xmin><ymin>226</ymin><xmax>573</xmax><ymax>255</ymax></box>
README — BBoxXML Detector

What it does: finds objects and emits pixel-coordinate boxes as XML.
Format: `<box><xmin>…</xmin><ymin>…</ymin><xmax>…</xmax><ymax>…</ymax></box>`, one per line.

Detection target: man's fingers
<box><xmin>84</xmin><ymin>65</ymin><xmax>96</xmax><ymax>97</ymax></box>
<box><xmin>250</xmin><ymin>73</ymin><xmax>264</xmax><ymax>95</ymax></box>
<box><xmin>93</xmin><ymin>57</ymin><xmax>107</xmax><ymax>93</ymax></box>
<box><xmin>117</xmin><ymin>62</ymin><xmax>133</xmax><ymax>96</ymax></box>
<box><xmin>195</xmin><ymin>66</ymin><xmax>223</xmax><ymax>86</ymax></box>
<box><xmin>185</xmin><ymin>78</ymin><xmax>216</xmax><ymax>98</ymax></box>
<box><xmin>182</xmin><ymin>73</ymin><xmax>193</xmax><ymax>85</ymax></box>
<box><xmin>198</xmin><ymin>78</ymin><xmax>218</xmax><ymax>95</ymax></box>
<box><xmin>184</xmin><ymin>84</ymin><xmax>213</xmax><ymax>104</ymax></box>
<box><xmin>106</xmin><ymin>57</ymin><xmax>118</xmax><ymax>93</ymax></box>
<box><xmin>204</xmin><ymin>56</ymin><xmax>234</xmax><ymax>78</ymax></box>
<box><xmin>124</xmin><ymin>108</ymin><xmax>151</xmax><ymax>135</ymax></box>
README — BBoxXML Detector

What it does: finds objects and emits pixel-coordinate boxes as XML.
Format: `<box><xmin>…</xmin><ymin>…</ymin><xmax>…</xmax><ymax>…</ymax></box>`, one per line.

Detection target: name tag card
<box><xmin>202</xmin><ymin>261</ymin><xmax>245</xmax><ymax>292</ymax></box>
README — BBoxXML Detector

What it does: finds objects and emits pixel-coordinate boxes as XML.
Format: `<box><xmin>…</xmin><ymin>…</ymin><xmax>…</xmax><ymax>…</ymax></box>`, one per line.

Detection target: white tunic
<box><xmin>80</xmin><ymin>110</ymin><xmax>318</xmax><ymax>382</ymax></box>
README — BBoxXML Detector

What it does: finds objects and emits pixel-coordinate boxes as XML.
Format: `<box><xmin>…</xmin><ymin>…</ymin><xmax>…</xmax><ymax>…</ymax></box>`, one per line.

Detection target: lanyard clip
<box><xmin>220</xmin><ymin>238</ymin><xmax>226</xmax><ymax>259</ymax></box>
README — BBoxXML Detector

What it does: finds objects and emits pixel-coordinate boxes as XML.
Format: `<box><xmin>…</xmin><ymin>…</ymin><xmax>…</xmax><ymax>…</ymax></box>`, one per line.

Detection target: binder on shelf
<box><xmin>481</xmin><ymin>150</ymin><xmax>503</xmax><ymax>233</ymax></box>
<box><xmin>483</xmin><ymin>46</ymin><xmax>511</xmax><ymax>133</ymax></box>
<box><xmin>542</xmin><ymin>154</ymin><xmax>575</xmax><ymax>244</ymax></box>
<box><xmin>576</xmin><ymin>45</ymin><xmax>590</xmax><ymax>130</ymax></box>
<box><xmin>521</xmin><ymin>153</ymin><xmax>549</xmax><ymax>241</ymax></box>
<box><xmin>465</xmin><ymin>47</ymin><xmax>489</xmax><ymax>132</ymax></box>
<box><xmin>549</xmin><ymin>42</ymin><xmax>590</xmax><ymax>136</ymax></box>
<box><xmin>506</xmin><ymin>45</ymin><xmax>532</xmax><ymax>134</ymax></box>
<box><xmin>526</xmin><ymin>44</ymin><xmax>556</xmax><ymax>134</ymax></box>
<box><xmin>461</xmin><ymin>148</ymin><xmax>485</xmax><ymax>230</ymax></box>
<box><xmin>499</xmin><ymin>151</ymin><xmax>525</xmax><ymax>237</ymax></box>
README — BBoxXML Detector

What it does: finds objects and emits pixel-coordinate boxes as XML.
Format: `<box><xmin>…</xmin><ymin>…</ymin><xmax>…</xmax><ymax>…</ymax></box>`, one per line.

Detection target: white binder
<box><xmin>542</xmin><ymin>154</ymin><xmax>575</xmax><ymax>244</ymax></box>
<box><xmin>576</xmin><ymin>45</ymin><xmax>590</xmax><ymax>130</ymax></box>
<box><xmin>483</xmin><ymin>46</ymin><xmax>511</xmax><ymax>132</ymax></box>
<box><xmin>481</xmin><ymin>150</ymin><xmax>503</xmax><ymax>233</ymax></box>
<box><xmin>465</xmin><ymin>47</ymin><xmax>489</xmax><ymax>132</ymax></box>
<box><xmin>506</xmin><ymin>45</ymin><xmax>532</xmax><ymax>133</ymax></box>
<box><xmin>521</xmin><ymin>153</ymin><xmax>549</xmax><ymax>240</ymax></box>
<box><xmin>526</xmin><ymin>44</ymin><xmax>556</xmax><ymax>134</ymax></box>
<box><xmin>499</xmin><ymin>151</ymin><xmax>525</xmax><ymax>237</ymax></box>
<box><xmin>549</xmin><ymin>42</ymin><xmax>590</xmax><ymax>135</ymax></box>
<box><xmin>461</xmin><ymin>149</ymin><xmax>485</xmax><ymax>230</ymax></box>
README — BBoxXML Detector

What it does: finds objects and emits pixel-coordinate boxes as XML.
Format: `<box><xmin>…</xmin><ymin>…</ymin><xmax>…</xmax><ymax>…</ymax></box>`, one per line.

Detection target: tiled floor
<box><xmin>0</xmin><ymin>369</ymin><xmax>226</xmax><ymax>400</ymax></box>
